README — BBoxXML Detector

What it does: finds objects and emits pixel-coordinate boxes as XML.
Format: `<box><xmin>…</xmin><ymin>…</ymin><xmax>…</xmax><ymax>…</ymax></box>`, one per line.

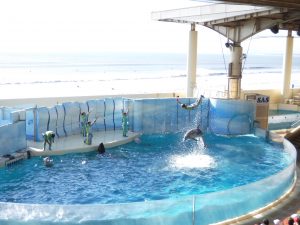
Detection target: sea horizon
<box><xmin>0</xmin><ymin>52</ymin><xmax>299</xmax><ymax>100</ymax></box>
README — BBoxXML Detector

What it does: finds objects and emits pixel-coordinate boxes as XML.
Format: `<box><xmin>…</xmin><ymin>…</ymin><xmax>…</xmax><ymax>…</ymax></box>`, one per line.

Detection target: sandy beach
<box><xmin>0</xmin><ymin>72</ymin><xmax>299</xmax><ymax>100</ymax></box>
<box><xmin>0</xmin><ymin>76</ymin><xmax>250</xmax><ymax>100</ymax></box>
<box><xmin>0</xmin><ymin>76</ymin><xmax>186</xmax><ymax>99</ymax></box>
<box><xmin>0</xmin><ymin>52</ymin><xmax>299</xmax><ymax>102</ymax></box>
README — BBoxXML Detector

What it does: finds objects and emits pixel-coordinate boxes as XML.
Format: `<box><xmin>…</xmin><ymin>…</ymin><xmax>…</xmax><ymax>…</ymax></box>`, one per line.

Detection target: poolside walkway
<box><xmin>27</xmin><ymin>130</ymin><xmax>141</xmax><ymax>157</ymax></box>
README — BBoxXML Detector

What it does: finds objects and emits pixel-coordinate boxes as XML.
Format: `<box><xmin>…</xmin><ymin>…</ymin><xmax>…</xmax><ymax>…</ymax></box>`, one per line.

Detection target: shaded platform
<box><xmin>28</xmin><ymin>130</ymin><xmax>140</xmax><ymax>157</ymax></box>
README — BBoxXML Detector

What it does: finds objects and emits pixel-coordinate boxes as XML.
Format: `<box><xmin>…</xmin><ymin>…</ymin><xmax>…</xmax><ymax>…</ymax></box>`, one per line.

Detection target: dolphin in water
<box><xmin>183</xmin><ymin>127</ymin><xmax>203</xmax><ymax>141</ymax></box>
<box><xmin>43</xmin><ymin>157</ymin><xmax>54</xmax><ymax>167</ymax></box>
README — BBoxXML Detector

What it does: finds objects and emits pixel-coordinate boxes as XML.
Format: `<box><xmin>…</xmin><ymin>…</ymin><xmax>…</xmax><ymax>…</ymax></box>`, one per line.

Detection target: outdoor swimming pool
<box><xmin>269</xmin><ymin>109</ymin><xmax>299</xmax><ymax>116</ymax></box>
<box><xmin>269</xmin><ymin>109</ymin><xmax>300</xmax><ymax>130</ymax></box>
<box><xmin>0</xmin><ymin>132</ymin><xmax>296</xmax><ymax>225</ymax></box>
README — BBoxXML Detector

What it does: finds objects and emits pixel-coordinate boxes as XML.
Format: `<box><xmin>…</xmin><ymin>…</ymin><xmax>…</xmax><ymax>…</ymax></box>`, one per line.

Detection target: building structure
<box><xmin>152</xmin><ymin>0</ymin><xmax>300</xmax><ymax>100</ymax></box>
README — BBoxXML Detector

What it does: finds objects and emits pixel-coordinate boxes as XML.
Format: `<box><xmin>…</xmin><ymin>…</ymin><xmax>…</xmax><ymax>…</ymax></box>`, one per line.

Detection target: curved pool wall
<box><xmin>195</xmin><ymin>139</ymin><xmax>296</xmax><ymax>225</ymax></box>
<box><xmin>129</xmin><ymin>98</ymin><xmax>255</xmax><ymax>135</ymax></box>
<box><xmin>24</xmin><ymin>97</ymin><xmax>125</xmax><ymax>143</ymax></box>
<box><xmin>0</xmin><ymin>97</ymin><xmax>297</xmax><ymax>225</ymax></box>
<box><xmin>20</xmin><ymin>97</ymin><xmax>255</xmax><ymax>146</ymax></box>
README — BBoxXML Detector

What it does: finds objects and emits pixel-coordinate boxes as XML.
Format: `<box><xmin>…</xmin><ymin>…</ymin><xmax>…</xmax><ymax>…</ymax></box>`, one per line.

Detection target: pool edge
<box><xmin>214</xmin><ymin>167</ymin><xmax>299</xmax><ymax>225</ymax></box>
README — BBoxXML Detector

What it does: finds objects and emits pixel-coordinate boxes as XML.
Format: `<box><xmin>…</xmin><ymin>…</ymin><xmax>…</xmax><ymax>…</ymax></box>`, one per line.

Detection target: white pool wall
<box><xmin>0</xmin><ymin>106</ymin><xmax>26</xmax><ymax>155</ymax></box>
<box><xmin>0</xmin><ymin>97</ymin><xmax>256</xmax><ymax>155</ymax></box>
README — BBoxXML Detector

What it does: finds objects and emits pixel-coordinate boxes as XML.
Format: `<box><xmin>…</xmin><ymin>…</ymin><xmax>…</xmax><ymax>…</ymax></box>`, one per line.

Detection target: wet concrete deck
<box><xmin>28</xmin><ymin>130</ymin><xmax>140</xmax><ymax>156</ymax></box>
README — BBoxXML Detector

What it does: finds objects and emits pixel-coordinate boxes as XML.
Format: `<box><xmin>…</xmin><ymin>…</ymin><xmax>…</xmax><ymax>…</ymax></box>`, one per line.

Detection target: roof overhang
<box><xmin>193</xmin><ymin>0</ymin><xmax>300</xmax><ymax>10</ymax></box>
<box><xmin>152</xmin><ymin>2</ymin><xmax>300</xmax><ymax>42</ymax></box>
<box><xmin>152</xmin><ymin>4</ymin><xmax>284</xmax><ymax>26</ymax></box>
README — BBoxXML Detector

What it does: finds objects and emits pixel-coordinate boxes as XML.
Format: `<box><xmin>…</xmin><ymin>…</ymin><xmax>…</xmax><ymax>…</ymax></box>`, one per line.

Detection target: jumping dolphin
<box><xmin>183</xmin><ymin>127</ymin><xmax>203</xmax><ymax>141</ymax></box>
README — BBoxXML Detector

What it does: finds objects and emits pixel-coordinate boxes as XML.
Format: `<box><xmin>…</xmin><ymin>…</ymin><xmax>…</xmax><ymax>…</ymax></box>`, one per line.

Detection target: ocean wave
<box><xmin>0</xmin><ymin>52</ymin><xmax>299</xmax><ymax>86</ymax></box>
<box><xmin>208</xmin><ymin>72</ymin><xmax>227</xmax><ymax>76</ymax></box>
<box><xmin>0</xmin><ymin>75</ymin><xmax>190</xmax><ymax>85</ymax></box>
<box><xmin>243</xmin><ymin>66</ymin><xmax>272</xmax><ymax>70</ymax></box>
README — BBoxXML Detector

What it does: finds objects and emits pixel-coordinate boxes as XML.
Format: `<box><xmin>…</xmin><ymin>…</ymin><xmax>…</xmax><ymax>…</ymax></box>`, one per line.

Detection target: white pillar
<box><xmin>187</xmin><ymin>24</ymin><xmax>197</xmax><ymax>97</ymax></box>
<box><xmin>228</xmin><ymin>43</ymin><xmax>243</xmax><ymax>99</ymax></box>
<box><xmin>282</xmin><ymin>30</ymin><xmax>294</xmax><ymax>101</ymax></box>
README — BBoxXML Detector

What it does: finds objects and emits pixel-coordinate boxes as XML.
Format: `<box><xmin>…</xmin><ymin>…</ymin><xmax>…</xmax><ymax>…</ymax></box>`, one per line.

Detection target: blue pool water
<box><xmin>0</xmin><ymin>133</ymin><xmax>291</xmax><ymax>205</ymax></box>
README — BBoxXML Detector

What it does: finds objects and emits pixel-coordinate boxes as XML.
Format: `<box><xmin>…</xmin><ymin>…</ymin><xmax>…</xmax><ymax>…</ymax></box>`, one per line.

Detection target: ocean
<box><xmin>0</xmin><ymin>52</ymin><xmax>299</xmax><ymax>99</ymax></box>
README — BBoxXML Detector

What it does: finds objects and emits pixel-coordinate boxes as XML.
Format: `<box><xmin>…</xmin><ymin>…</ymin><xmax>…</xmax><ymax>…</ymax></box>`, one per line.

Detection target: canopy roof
<box><xmin>194</xmin><ymin>0</ymin><xmax>300</xmax><ymax>10</ymax></box>
<box><xmin>152</xmin><ymin>0</ymin><xmax>300</xmax><ymax>42</ymax></box>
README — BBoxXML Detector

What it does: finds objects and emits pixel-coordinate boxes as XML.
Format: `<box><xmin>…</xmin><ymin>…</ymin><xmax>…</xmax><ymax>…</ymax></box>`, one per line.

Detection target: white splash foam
<box><xmin>170</xmin><ymin>153</ymin><xmax>216</xmax><ymax>169</ymax></box>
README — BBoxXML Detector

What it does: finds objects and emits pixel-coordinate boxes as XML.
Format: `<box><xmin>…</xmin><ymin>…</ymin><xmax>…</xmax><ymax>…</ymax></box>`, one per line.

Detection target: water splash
<box><xmin>169</xmin><ymin>147</ymin><xmax>216</xmax><ymax>169</ymax></box>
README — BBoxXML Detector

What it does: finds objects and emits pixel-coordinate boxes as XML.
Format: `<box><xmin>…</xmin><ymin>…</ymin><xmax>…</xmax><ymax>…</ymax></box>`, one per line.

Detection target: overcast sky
<box><xmin>0</xmin><ymin>0</ymin><xmax>298</xmax><ymax>55</ymax></box>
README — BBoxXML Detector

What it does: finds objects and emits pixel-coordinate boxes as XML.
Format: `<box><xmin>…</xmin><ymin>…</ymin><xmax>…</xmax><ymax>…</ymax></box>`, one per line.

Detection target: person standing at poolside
<box><xmin>84</xmin><ymin>119</ymin><xmax>96</xmax><ymax>145</ymax></box>
<box><xmin>42</xmin><ymin>130</ymin><xmax>55</xmax><ymax>151</ymax></box>
<box><xmin>122</xmin><ymin>109</ymin><xmax>129</xmax><ymax>137</ymax></box>
<box><xmin>177</xmin><ymin>95</ymin><xmax>204</xmax><ymax>110</ymax></box>
<box><xmin>80</xmin><ymin>111</ymin><xmax>91</xmax><ymax>137</ymax></box>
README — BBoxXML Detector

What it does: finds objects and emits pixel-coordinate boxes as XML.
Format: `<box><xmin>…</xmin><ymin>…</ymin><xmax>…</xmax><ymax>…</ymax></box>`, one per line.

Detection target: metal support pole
<box><xmin>228</xmin><ymin>43</ymin><xmax>243</xmax><ymax>99</ymax></box>
<box><xmin>187</xmin><ymin>24</ymin><xmax>198</xmax><ymax>97</ymax></box>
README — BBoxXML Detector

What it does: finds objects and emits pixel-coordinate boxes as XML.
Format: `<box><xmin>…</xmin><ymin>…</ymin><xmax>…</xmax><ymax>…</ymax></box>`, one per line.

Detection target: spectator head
<box><xmin>262</xmin><ymin>218</ymin><xmax>269</xmax><ymax>225</ymax></box>
<box><xmin>288</xmin><ymin>217</ymin><xmax>294</xmax><ymax>225</ymax></box>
